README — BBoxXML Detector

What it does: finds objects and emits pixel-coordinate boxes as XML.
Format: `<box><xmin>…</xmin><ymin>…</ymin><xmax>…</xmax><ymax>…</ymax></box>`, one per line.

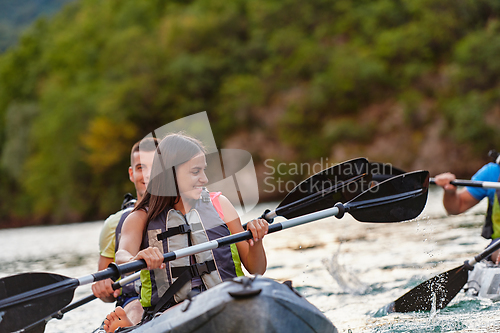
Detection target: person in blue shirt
<box><xmin>435</xmin><ymin>162</ymin><xmax>500</xmax><ymax>262</ymax></box>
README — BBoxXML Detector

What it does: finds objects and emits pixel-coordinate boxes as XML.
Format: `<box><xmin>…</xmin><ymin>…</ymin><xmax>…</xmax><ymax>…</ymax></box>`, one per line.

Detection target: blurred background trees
<box><xmin>1</xmin><ymin>0</ymin><xmax>500</xmax><ymax>227</ymax></box>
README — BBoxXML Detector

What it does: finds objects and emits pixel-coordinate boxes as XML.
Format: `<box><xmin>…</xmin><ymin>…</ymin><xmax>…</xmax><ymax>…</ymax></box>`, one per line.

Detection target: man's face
<box><xmin>129</xmin><ymin>150</ymin><xmax>155</xmax><ymax>200</ymax></box>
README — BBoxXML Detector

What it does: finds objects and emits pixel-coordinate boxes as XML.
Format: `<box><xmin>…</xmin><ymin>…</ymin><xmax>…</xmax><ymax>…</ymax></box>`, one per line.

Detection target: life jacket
<box><xmin>121</xmin><ymin>193</ymin><xmax>137</xmax><ymax>210</ymax></box>
<box><xmin>114</xmin><ymin>206</ymin><xmax>140</xmax><ymax>306</ymax></box>
<box><xmin>484</xmin><ymin>179</ymin><xmax>500</xmax><ymax>239</ymax></box>
<box><xmin>140</xmin><ymin>190</ymin><xmax>244</xmax><ymax>309</ymax></box>
<box><xmin>115</xmin><ymin>208</ymin><xmax>133</xmax><ymax>254</ymax></box>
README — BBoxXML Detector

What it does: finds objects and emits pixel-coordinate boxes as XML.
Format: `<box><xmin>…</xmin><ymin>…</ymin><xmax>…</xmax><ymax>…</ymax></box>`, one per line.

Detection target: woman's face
<box><xmin>175</xmin><ymin>153</ymin><xmax>208</xmax><ymax>201</ymax></box>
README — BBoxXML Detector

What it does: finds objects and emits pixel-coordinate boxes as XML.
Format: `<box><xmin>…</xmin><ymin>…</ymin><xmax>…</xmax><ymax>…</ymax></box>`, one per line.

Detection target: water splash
<box><xmin>322</xmin><ymin>244</ymin><xmax>370</xmax><ymax>295</ymax></box>
<box><xmin>372</xmin><ymin>302</ymin><xmax>395</xmax><ymax>317</ymax></box>
<box><xmin>429</xmin><ymin>292</ymin><xmax>437</xmax><ymax>320</ymax></box>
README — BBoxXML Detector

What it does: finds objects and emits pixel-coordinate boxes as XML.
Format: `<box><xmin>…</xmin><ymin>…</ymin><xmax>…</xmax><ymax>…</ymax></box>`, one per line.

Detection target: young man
<box><xmin>92</xmin><ymin>137</ymin><xmax>157</xmax><ymax>325</ymax></box>
<box><xmin>434</xmin><ymin>161</ymin><xmax>500</xmax><ymax>262</ymax></box>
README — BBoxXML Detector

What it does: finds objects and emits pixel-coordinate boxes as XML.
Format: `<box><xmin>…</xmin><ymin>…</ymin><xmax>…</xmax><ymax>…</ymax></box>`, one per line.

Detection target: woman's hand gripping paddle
<box><xmin>0</xmin><ymin>169</ymin><xmax>429</xmax><ymax>332</ymax></box>
<box><xmin>384</xmin><ymin>240</ymin><xmax>500</xmax><ymax>313</ymax></box>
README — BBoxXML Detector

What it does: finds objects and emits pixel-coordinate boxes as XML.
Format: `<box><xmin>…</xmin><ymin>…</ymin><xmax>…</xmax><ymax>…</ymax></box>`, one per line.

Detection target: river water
<box><xmin>1</xmin><ymin>187</ymin><xmax>499</xmax><ymax>332</ymax></box>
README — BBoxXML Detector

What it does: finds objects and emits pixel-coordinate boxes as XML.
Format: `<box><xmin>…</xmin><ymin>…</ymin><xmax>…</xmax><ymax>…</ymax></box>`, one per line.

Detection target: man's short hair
<box><xmin>130</xmin><ymin>137</ymin><xmax>159</xmax><ymax>166</ymax></box>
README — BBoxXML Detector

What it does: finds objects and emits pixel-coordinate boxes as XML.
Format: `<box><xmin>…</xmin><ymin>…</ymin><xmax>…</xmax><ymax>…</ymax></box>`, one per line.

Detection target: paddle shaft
<box><xmin>468</xmin><ymin>238</ymin><xmax>500</xmax><ymax>266</ymax></box>
<box><xmin>429</xmin><ymin>177</ymin><xmax>500</xmax><ymax>189</ymax></box>
<box><xmin>0</xmin><ymin>269</ymin><xmax>141</xmax><ymax>316</ymax></box>
<box><xmin>375</xmin><ymin>175</ymin><xmax>500</xmax><ymax>189</ymax></box>
<box><xmin>53</xmin><ymin>294</ymin><xmax>96</xmax><ymax>318</ymax></box>
<box><xmin>53</xmin><ymin>272</ymin><xmax>139</xmax><ymax>317</ymax></box>
<box><xmin>17</xmin><ymin>272</ymin><xmax>141</xmax><ymax>333</ymax></box>
<box><xmin>108</xmin><ymin>205</ymin><xmax>341</xmax><ymax>279</ymax></box>
<box><xmin>371</xmin><ymin>161</ymin><xmax>500</xmax><ymax>189</ymax></box>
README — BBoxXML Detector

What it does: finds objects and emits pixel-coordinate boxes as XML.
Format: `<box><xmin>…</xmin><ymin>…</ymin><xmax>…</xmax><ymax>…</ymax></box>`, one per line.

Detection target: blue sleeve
<box><xmin>467</xmin><ymin>163</ymin><xmax>500</xmax><ymax>202</ymax></box>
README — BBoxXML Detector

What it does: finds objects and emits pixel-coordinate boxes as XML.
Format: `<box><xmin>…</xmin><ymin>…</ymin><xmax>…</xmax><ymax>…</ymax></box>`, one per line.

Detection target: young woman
<box><xmin>103</xmin><ymin>134</ymin><xmax>268</xmax><ymax>332</ymax></box>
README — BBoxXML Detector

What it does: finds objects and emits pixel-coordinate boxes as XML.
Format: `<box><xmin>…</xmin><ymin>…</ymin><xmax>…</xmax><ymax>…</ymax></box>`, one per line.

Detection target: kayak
<box><xmin>465</xmin><ymin>261</ymin><xmax>500</xmax><ymax>301</ymax></box>
<box><xmin>121</xmin><ymin>276</ymin><xmax>338</xmax><ymax>333</ymax></box>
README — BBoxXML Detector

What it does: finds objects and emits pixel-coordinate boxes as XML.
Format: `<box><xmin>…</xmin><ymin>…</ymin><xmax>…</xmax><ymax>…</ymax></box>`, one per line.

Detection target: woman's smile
<box><xmin>176</xmin><ymin>153</ymin><xmax>208</xmax><ymax>201</ymax></box>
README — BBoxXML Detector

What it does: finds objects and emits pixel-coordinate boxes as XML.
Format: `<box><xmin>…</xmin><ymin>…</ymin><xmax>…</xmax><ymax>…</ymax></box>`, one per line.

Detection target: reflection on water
<box><xmin>1</xmin><ymin>188</ymin><xmax>500</xmax><ymax>332</ymax></box>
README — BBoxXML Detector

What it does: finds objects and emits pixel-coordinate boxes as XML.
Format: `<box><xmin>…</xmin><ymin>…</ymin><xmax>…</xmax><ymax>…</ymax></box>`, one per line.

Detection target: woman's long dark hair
<box><xmin>133</xmin><ymin>133</ymin><xmax>206</xmax><ymax>224</ymax></box>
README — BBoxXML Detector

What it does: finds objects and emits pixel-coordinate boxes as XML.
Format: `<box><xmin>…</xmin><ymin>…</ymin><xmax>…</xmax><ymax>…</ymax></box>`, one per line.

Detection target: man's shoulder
<box><xmin>103</xmin><ymin>209</ymin><xmax>128</xmax><ymax>229</ymax></box>
<box><xmin>473</xmin><ymin>163</ymin><xmax>500</xmax><ymax>181</ymax></box>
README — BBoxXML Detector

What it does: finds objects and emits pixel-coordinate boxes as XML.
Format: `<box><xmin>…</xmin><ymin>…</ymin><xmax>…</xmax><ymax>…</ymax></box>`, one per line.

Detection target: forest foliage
<box><xmin>1</xmin><ymin>0</ymin><xmax>500</xmax><ymax>226</ymax></box>
<box><xmin>0</xmin><ymin>0</ymin><xmax>75</xmax><ymax>52</ymax></box>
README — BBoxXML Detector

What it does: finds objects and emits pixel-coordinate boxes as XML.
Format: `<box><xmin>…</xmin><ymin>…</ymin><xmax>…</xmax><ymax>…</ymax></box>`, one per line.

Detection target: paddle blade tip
<box><xmin>390</xmin><ymin>265</ymin><xmax>468</xmax><ymax>313</ymax></box>
<box><xmin>373</xmin><ymin>301</ymin><xmax>396</xmax><ymax>317</ymax></box>
<box><xmin>346</xmin><ymin>170</ymin><xmax>430</xmax><ymax>223</ymax></box>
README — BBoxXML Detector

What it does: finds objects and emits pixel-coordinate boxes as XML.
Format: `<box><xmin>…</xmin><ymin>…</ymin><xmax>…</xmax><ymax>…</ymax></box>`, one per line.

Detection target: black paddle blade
<box><xmin>0</xmin><ymin>272</ymin><xmax>76</xmax><ymax>333</ymax></box>
<box><xmin>345</xmin><ymin>170</ymin><xmax>429</xmax><ymax>222</ymax></box>
<box><xmin>21</xmin><ymin>321</ymin><xmax>46</xmax><ymax>333</ymax></box>
<box><xmin>277</xmin><ymin>158</ymin><xmax>371</xmax><ymax>219</ymax></box>
<box><xmin>369</xmin><ymin>162</ymin><xmax>406</xmax><ymax>183</ymax></box>
<box><xmin>370</xmin><ymin>162</ymin><xmax>406</xmax><ymax>176</ymax></box>
<box><xmin>391</xmin><ymin>265</ymin><xmax>468</xmax><ymax>313</ymax></box>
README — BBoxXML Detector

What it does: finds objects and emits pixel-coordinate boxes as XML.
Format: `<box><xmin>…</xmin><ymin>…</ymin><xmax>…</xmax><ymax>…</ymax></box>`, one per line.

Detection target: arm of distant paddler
<box><xmin>434</xmin><ymin>172</ymin><xmax>480</xmax><ymax>215</ymax></box>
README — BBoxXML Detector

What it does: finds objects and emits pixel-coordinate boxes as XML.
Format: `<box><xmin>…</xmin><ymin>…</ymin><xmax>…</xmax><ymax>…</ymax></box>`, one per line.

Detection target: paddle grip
<box><xmin>112</xmin><ymin>280</ymin><xmax>120</xmax><ymax>290</ymax></box>
<box><xmin>112</xmin><ymin>250</ymin><xmax>176</xmax><ymax>271</ymax></box>
<box><xmin>334</xmin><ymin>202</ymin><xmax>345</xmax><ymax>219</ymax></box>
<box><xmin>217</xmin><ymin>230</ymin><xmax>253</xmax><ymax>247</ymax></box>
<box><xmin>262</xmin><ymin>209</ymin><xmax>275</xmax><ymax>223</ymax></box>
<box><xmin>463</xmin><ymin>260</ymin><xmax>474</xmax><ymax>271</ymax></box>
<box><xmin>449</xmin><ymin>180</ymin><xmax>484</xmax><ymax>188</ymax></box>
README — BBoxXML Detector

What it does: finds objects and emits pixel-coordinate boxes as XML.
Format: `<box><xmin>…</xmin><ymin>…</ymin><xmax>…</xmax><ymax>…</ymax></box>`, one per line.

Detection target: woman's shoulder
<box><xmin>123</xmin><ymin>209</ymin><xmax>148</xmax><ymax>226</ymax></box>
<box><xmin>216</xmin><ymin>194</ymin><xmax>240</xmax><ymax>222</ymax></box>
<box><xmin>216</xmin><ymin>194</ymin><xmax>235</xmax><ymax>210</ymax></box>
<box><xmin>129</xmin><ymin>208</ymin><xmax>148</xmax><ymax>217</ymax></box>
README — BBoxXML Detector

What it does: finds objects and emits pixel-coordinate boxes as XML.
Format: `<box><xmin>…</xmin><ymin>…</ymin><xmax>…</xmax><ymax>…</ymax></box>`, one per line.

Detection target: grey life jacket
<box><xmin>139</xmin><ymin>190</ymin><xmax>243</xmax><ymax>309</ymax></box>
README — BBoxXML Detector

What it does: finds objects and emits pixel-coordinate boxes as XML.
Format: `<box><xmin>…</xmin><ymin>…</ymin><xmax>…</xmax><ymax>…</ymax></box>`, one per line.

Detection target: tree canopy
<box><xmin>1</xmin><ymin>0</ymin><xmax>500</xmax><ymax>226</ymax></box>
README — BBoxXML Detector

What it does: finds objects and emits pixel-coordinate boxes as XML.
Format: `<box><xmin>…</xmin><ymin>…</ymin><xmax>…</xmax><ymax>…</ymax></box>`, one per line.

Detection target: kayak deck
<box><xmin>127</xmin><ymin>276</ymin><xmax>337</xmax><ymax>333</ymax></box>
<box><xmin>465</xmin><ymin>261</ymin><xmax>500</xmax><ymax>301</ymax></box>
